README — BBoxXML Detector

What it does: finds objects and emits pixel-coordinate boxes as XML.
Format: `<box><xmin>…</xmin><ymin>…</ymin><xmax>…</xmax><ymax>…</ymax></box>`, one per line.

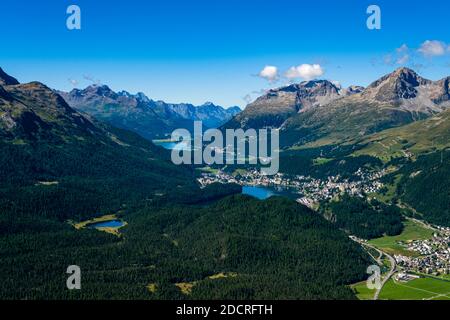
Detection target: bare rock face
<box><xmin>0</xmin><ymin>84</ymin><xmax>13</xmax><ymax>101</ymax></box>
<box><xmin>361</xmin><ymin>67</ymin><xmax>450</xmax><ymax>114</ymax></box>
<box><xmin>59</xmin><ymin>86</ymin><xmax>240</xmax><ymax>140</ymax></box>
<box><xmin>222</xmin><ymin>67</ymin><xmax>450</xmax><ymax>147</ymax></box>
<box><xmin>364</xmin><ymin>68</ymin><xmax>431</xmax><ymax>101</ymax></box>
<box><xmin>433</xmin><ymin>77</ymin><xmax>450</xmax><ymax>104</ymax></box>
<box><xmin>342</xmin><ymin>85</ymin><xmax>365</xmax><ymax>96</ymax></box>
<box><xmin>0</xmin><ymin>69</ymin><xmax>102</xmax><ymax>141</ymax></box>
<box><xmin>280</xmin><ymin>68</ymin><xmax>450</xmax><ymax>146</ymax></box>
<box><xmin>225</xmin><ymin>80</ymin><xmax>349</xmax><ymax>129</ymax></box>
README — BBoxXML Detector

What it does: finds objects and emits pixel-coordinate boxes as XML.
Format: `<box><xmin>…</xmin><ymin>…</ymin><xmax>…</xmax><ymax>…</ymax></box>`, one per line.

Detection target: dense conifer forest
<box><xmin>394</xmin><ymin>150</ymin><xmax>450</xmax><ymax>226</ymax></box>
<box><xmin>324</xmin><ymin>195</ymin><xmax>404</xmax><ymax>239</ymax></box>
<box><xmin>0</xmin><ymin>119</ymin><xmax>371</xmax><ymax>300</ymax></box>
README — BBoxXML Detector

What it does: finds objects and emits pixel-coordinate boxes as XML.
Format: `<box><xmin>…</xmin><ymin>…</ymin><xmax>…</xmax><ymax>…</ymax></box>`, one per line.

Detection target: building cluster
<box><xmin>395</xmin><ymin>228</ymin><xmax>450</xmax><ymax>276</ymax></box>
<box><xmin>394</xmin><ymin>272</ymin><xmax>420</xmax><ymax>282</ymax></box>
<box><xmin>197</xmin><ymin>171</ymin><xmax>238</xmax><ymax>187</ymax></box>
<box><xmin>197</xmin><ymin>168</ymin><xmax>386</xmax><ymax>205</ymax></box>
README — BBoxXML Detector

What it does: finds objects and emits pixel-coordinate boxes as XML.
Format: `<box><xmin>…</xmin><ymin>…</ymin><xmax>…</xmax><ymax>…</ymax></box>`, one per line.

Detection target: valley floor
<box><xmin>352</xmin><ymin>219</ymin><xmax>450</xmax><ymax>300</ymax></box>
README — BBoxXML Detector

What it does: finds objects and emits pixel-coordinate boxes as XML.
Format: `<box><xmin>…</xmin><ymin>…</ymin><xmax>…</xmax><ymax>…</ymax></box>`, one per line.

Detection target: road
<box><xmin>351</xmin><ymin>238</ymin><xmax>396</xmax><ymax>300</ymax></box>
<box><xmin>406</xmin><ymin>216</ymin><xmax>437</xmax><ymax>232</ymax></box>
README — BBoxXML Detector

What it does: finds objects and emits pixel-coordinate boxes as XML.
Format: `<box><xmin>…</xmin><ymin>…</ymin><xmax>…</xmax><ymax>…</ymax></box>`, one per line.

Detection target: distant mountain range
<box><xmin>59</xmin><ymin>86</ymin><xmax>240</xmax><ymax>140</ymax></box>
<box><xmin>0</xmin><ymin>66</ymin><xmax>194</xmax><ymax>192</ymax></box>
<box><xmin>223</xmin><ymin>67</ymin><xmax>450</xmax><ymax>148</ymax></box>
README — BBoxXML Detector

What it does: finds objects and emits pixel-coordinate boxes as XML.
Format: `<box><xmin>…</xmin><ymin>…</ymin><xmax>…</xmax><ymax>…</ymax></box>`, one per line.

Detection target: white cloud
<box><xmin>418</xmin><ymin>40</ymin><xmax>447</xmax><ymax>57</ymax></box>
<box><xmin>258</xmin><ymin>65</ymin><xmax>279</xmax><ymax>82</ymax></box>
<box><xmin>284</xmin><ymin>64</ymin><xmax>324</xmax><ymax>81</ymax></box>
<box><xmin>396</xmin><ymin>54</ymin><xmax>410</xmax><ymax>65</ymax></box>
<box><xmin>383</xmin><ymin>54</ymin><xmax>393</xmax><ymax>66</ymax></box>
<box><xmin>83</xmin><ymin>74</ymin><xmax>101</xmax><ymax>85</ymax></box>
<box><xmin>395</xmin><ymin>44</ymin><xmax>410</xmax><ymax>64</ymax></box>
<box><xmin>68</xmin><ymin>78</ymin><xmax>79</xmax><ymax>87</ymax></box>
<box><xmin>396</xmin><ymin>44</ymin><xmax>409</xmax><ymax>53</ymax></box>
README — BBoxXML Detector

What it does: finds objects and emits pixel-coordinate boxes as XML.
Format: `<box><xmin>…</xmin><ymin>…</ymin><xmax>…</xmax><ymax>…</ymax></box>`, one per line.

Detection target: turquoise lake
<box><xmin>88</xmin><ymin>220</ymin><xmax>125</xmax><ymax>228</ymax></box>
<box><xmin>242</xmin><ymin>186</ymin><xmax>299</xmax><ymax>200</ymax></box>
<box><xmin>153</xmin><ymin>140</ymin><xmax>192</xmax><ymax>151</ymax></box>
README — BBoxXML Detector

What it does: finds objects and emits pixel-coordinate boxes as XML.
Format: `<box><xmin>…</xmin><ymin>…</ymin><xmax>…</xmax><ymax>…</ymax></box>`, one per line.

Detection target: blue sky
<box><xmin>1</xmin><ymin>0</ymin><xmax>449</xmax><ymax>107</ymax></box>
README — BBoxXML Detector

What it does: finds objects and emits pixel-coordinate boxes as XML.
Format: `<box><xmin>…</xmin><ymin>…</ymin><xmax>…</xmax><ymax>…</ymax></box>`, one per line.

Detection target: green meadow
<box><xmin>352</xmin><ymin>276</ymin><xmax>450</xmax><ymax>300</ymax></box>
<box><xmin>368</xmin><ymin>220</ymin><xmax>434</xmax><ymax>256</ymax></box>
<box><xmin>351</xmin><ymin>281</ymin><xmax>376</xmax><ymax>300</ymax></box>
<box><xmin>379</xmin><ymin>277</ymin><xmax>450</xmax><ymax>300</ymax></box>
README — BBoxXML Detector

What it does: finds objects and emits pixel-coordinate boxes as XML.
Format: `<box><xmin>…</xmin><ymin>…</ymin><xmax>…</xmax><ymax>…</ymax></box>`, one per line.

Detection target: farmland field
<box><xmin>379</xmin><ymin>277</ymin><xmax>450</xmax><ymax>300</ymax></box>
<box><xmin>368</xmin><ymin>220</ymin><xmax>434</xmax><ymax>256</ymax></box>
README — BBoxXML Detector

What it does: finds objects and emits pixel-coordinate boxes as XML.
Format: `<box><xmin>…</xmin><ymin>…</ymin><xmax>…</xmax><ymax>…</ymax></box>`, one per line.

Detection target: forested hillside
<box><xmin>0</xmin><ymin>195</ymin><xmax>371</xmax><ymax>299</ymax></box>
<box><xmin>0</xmin><ymin>68</ymin><xmax>372</xmax><ymax>300</ymax></box>
<box><xmin>324</xmin><ymin>195</ymin><xmax>404</xmax><ymax>239</ymax></box>
<box><xmin>394</xmin><ymin>150</ymin><xmax>450</xmax><ymax>226</ymax></box>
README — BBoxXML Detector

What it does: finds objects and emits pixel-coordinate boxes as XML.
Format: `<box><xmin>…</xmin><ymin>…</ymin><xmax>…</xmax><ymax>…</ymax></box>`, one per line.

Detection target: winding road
<box><xmin>351</xmin><ymin>238</ymin><xmax>396</xmax><ymax>300</ymax></box>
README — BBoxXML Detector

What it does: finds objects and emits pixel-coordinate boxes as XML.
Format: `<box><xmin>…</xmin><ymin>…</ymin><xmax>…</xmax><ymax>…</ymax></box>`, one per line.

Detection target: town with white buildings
<box><xmin>197</xmin><ymin>167</ymin><xmax>386</xmax><ymax>207</ymax></box>
<box><xmin>395</xmin><ymin>226</ymin><xmax>450</xmax><ymax>277</ymax></box>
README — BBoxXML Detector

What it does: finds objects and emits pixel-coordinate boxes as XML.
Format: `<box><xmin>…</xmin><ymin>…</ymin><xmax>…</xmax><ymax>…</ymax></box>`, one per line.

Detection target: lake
<box><xmin>242</xmin><ymin>186</ymin><xmax>276</xmax><ymax>200</ymax></box>
<box><xmin>153</xmin><ymin>139</ymin><xmax>299</xmax><ymax>202</ymax></box>
<box><xmin>242</xmin><ymin>185</ymin><xmax>299</xmax><ymax>200</ymax></box>
<box><xmin>153</xmin><ymin>140</ymin><xmax>192</xmax><ymax>151</ymax></box>
<box><xmin>87</xmin><ymin>220</ymin><xmax>125</xmax><ymax>229</ymax></box>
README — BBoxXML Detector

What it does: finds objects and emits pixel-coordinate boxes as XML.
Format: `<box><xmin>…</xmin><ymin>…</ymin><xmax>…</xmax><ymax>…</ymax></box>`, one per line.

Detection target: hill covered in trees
<box><xmin>394</xmin><ymin>150</ymin><xmax>450</xmax><ymax>226</ymax></box>
<box><xmin>1</xmin><ymin>195</ymin><xmax>371</xmax><ymax>300</ymax></box>
<box><xmin>323</xmin><ymin>195</ymin><xmax>404</xmax><ymax>239</ymax></box>
<box><xmin>0</xmin><ymin>68</ymin><xmax>372</xmax><ymax>300</ymax></box>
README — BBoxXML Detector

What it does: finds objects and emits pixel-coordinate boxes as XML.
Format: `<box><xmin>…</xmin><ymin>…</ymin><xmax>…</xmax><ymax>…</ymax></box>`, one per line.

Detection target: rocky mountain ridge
<box><xmin>59</xmin><ymin>86</ymin><xmax>240</xmax><ymax>139</ymax></box>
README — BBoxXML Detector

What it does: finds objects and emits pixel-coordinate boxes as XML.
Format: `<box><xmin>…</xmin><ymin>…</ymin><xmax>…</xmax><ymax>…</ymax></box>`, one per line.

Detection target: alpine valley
<box><xmin>1</xmin><ymin>65</ymin><xmax>449</xmax><ymax>301</ymax></box>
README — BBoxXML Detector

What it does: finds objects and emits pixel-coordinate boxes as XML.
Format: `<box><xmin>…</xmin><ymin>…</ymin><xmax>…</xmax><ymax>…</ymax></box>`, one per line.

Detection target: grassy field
<box><xmin>175</xmin><ymin>282</ymin><xmax>197</xmax><ymax>295</ymax></box>
<box><xmin>368</xmin><ymin>220</ymin><xmax>434</xmax><ymax>256</ymax></box>
<box><xmin>352</xmin><ymin>109</ymin><xmax>450</xmax><ymax>161</ymax></box>
<box><xmin>146</xmin><ymin>283</ymin><xmax>158</xmax><ymax>293</ymax></box>
<box><xmin>312</xmin><ymin>157</ymin><xmax>334</xmax><ymax>165</ymax></box>
<box><xmin>196</xmin><ymin>166</ymin><xmax>220</xmax><ymax>174</ymax></box>
<box><xmin>232</xmin><ymin>168</ymin><xmax>248</xmax><ymax>176</ymax></box>
<box><xmin>352</xmin><ymin>276</ymin><xmax>450</xmax><ymax>300</ymax></box>
<box><xmin>174</xmin><ymin>273</ymin><xmax>238</xmax><ymax>295</ymax></box>
<box><xmin>351</xmin><ymin>281</ymin><xmax>376</xmax><ymax>300</ymax></box>
<box><xmin>370</xmin><ymin>173</ymin><xmax>402</xmax><ymax>203</ymax></box>
<box><xmin>352</xmin><ymin>137</ymin><xmax>407</xmax><ymax>162</ymax></box>
<box><xmin>71</xmin><ymin>214</ymin><xmax>127</xmax><ymax>236</ymax></box>
<box><xmin>72</xmin><ymin>214</ymin><xmax>118</xmax><ymax>229</ymax></box>
<box><xmin>379</xmin><ymin>277</ymin><xmax>450</xmax><ymax>300</ymax></box>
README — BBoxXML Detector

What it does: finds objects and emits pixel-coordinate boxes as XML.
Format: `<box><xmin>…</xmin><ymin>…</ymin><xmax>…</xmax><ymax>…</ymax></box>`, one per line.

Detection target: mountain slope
<box><xmin>0</xmin><ymin>68</ymin><xmax>196</xmax><ymax>221</ymax></box>
<box><xmin>281</xmin><ymin>68</ymin><xmax>450</xmax><ymax>147</ymax></box>
<box><xmin>353</xmin><ymin>108</ymin><xmax>450</xmax><ymax>161</ymax></box>
<box><xmin>58</xmin><ymin>85</ymin><xmax>174</xmax><ymax>140</ymax></box>
<box><xmin>1</xmin><ymin>81</ymin><xmax>104</xmax><ymax>142</ymax></box>
<box><xmin>59</xmin><ymin>87</ymin><xmax>240</xmax><ymax>140</ymax></box>
<box><xmin>0</xmin><ymin>67</ymin><xmax>20</xmax><ymax>86</ymax></box>
<box><xmin>394</xmin><ymin>150</ymin><xmax>450</xmax><ymax>226</ymax></box>
<box><xmin>224</xmin><ymin>80</ymin><xmax>346</xmax><ymax>130</ymax></box>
